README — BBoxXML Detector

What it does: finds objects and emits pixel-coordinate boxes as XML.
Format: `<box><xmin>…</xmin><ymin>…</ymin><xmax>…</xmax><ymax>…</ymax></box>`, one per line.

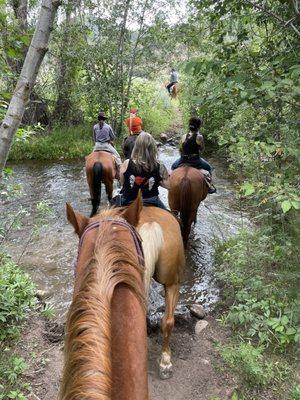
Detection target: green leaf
<box><xmin>241</xmin><ymin>182</ymin><xmax>255</xmax><ymax>196</ymax></box>
<box><xmin>20</xmin><ymin>34</ymin><xmax>30</xmax><ymax>46</ymax></box>
<box><xmin>7</xmin><ymin>48</ymin><xmax>17</xmax><ymax>58</ymax></box>
<box><xmin>281</xmin><ymin>200</ymin><xmax>292</xmax><ymax>213</ymax></box>
<box><xmin>291</xmin><ymin>201</ymin><xmax>300</xmax><ymax>210</ymax></box>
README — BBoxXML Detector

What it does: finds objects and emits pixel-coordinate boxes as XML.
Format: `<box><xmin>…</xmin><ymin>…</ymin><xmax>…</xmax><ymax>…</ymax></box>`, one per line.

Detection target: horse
<box><xmin>60</xmin><ymin>194</ymin><xmax>185</xmax><ymax>399</ymax></box>
<box><xmin>168</xmin><ymin>166</ymin><xmax>208</xmax><ymax>245</ymax></box>
<box><xmin>123</xmin><ymin>134</ymin><xmax>139</xmax><ymax>159</ymax></box>
<box><xmin>170</xmin><ymin>82</ymin><xmax>179</xmax><ymax>99</ymax></box>
<box><xmin>85</xmin><ymin>151</ymin><xmax>117</xmax><ymax>217</ymax></box>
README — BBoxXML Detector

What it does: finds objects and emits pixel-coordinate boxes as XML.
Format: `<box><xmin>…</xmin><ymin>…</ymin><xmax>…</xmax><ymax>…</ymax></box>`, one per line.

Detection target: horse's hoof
<box><xmin>159</xmin><ymin>352</ymin><xmax>173</xmax><ymax>379</ymax></box>
<box><xmin>159</xmin><ymin>365</ymin><xmax>173</xmax><ymax>380</ymax></box>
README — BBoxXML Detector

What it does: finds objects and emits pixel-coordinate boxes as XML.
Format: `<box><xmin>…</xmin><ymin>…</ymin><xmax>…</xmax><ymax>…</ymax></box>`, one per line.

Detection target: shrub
<box><xmin>218</xmin><ymin>342</ymin><xmax>289</xmax><ymax>386</ymax></box>
<box><xmin>215</xmin><ymin>229</ymin><xmax>300</xmax><ymax>351</ymax></box>
<box><xmin>129</xmin><ymin>79</ymin><xmax>177</xmax><ymax>139</ymax></box>
<box><xmin>0</xmin><ymin>254</ymin><xmax>37</xmax><ymax>340</ymax></box>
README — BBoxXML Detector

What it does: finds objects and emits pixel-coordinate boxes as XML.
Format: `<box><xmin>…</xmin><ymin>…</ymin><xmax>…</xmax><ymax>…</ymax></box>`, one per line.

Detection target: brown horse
<box><xmin>168</xmin><ymin>166</ymin><xmax>208</xmax><ymax>245</ymax></box>
<box><xmin>60</xmin><ymin>195</ymin><xmax>185</xmax><ymax>399</ymax></box>
<box><xmin>85</xmin><ymin>151</ymin><xmax>116</xmax><ymax>217</ymax></box>
<box><xmin>170</xmin><ymin>82</ymin><xmax>179</xmax><ymax>99</ymax></box>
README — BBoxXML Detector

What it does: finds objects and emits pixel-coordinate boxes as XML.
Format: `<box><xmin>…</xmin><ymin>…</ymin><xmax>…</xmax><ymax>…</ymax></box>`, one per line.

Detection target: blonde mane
<box><xmin>59</xmin><ymin>220</ymin><xmax>146</xmax><ymax>400</ymax></box>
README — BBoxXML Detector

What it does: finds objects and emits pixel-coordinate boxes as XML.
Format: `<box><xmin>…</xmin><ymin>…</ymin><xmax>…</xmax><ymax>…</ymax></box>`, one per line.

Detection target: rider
<box><xmin>166</xmin><ymin>68</ymin><xmax>178</xmax><ymax>94</ymax></box>
<box><xmin>124</xmin><ymin>108</ymin><xmax>143</xmax><ymax>135</ymax></box>
<box><xmin>119</xmin><ymin>132</ymin><xmax>169</xmax><ymax>209</ymax></box>
<box><xmin>171</xmin><ymin>116</ymin><xmax>216</xmax><ymax>194</ymax></box>
<box><xmin>93</xmin><ymin>111</ymin><xmax>122</xmax><ymax>167</ymax></box>
<box><xmin>123</xmin><ymin>108</ymin><xmax>144</xmax><ymax>159</ymax></box>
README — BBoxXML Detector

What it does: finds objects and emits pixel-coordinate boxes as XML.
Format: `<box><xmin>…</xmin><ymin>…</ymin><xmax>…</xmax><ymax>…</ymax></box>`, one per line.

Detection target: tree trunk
<box><xmin>115</xmin><ymin>0</ymin><xmax>131</xmax><ymax>135</ymax></box>
<box><xmin>0</xmin><ymin>0</ymin><xmax>60</xmax><ymax>175</ymax></box>
<box><xmin>120</xmin><ymin>0</ymin><xmax>149</xmax><ymax>127</ymax></box>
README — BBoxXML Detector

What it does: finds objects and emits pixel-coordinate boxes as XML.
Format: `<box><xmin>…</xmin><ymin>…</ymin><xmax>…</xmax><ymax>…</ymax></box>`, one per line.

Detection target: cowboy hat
<box><xmin>98</xmin><ymin>111</ymin><xmax>108</xmax><ymax>120</ymax></box>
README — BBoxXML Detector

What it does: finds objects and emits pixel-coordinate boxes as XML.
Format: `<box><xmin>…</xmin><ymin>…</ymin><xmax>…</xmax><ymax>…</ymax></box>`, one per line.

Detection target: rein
<box><xmin>74</xmin><ymin>217</ymin><xmax>144</xmax><ymax>274</ymax></box>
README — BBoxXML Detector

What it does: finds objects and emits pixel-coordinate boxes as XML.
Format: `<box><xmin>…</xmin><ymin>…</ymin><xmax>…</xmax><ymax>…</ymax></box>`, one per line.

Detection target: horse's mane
<box><xmin>59</xmin><ymin>219</ymin><xmax>145</xmax><ymax>400</ymax></box>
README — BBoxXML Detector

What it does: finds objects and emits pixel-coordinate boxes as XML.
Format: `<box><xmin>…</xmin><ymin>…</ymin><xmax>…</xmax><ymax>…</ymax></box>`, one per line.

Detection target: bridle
<box><xmin>74</xmin><ymin>217</ymin><xmax>144</xmax><ymax>274</ymax></box>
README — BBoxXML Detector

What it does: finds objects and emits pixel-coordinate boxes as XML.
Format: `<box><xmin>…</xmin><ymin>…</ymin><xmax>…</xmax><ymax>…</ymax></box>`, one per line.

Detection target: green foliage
<box><xmin>40</xmin><ymin>302</ymin><xmax>55</xmax><ymax>319</ymax></box>
<box><xmin>215</xmin><ymin>229</ymin><xmax>300</xmax><ymax>350</ymax></box>
<box><xmin>291</xmin><ymin>383</ymin><xmax>300</xmax><ymax>400</ymax></box>
<box><xmin>181</xmin><ymin>0</ymin><xmax>300</xmax><ymax>221</ymax></box>
<box><xmin>0</xmin><ymin>354</ymin><xmax>29</xmax><ymax>400</ymax></box>
<box><xmin>0</xmin><ymin>254</ymin><xmax>37</xmax><ymax>340</ymax></box>
<box><xmin>129</xmin><ymin>79</ymin><xmax>177</xmax><ymax>139</ymax></box>
<box><xmin>218</xmin><ymin>342</ymin><xmax>289</xmax><ymax>386</ymax></box>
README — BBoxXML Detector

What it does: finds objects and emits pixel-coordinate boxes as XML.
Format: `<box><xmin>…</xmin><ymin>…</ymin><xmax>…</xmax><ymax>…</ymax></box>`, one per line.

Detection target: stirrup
<box><xmin>204</xmin><ymin>176</ymin><xmax>216</xmax><ymax>194</ymax></box>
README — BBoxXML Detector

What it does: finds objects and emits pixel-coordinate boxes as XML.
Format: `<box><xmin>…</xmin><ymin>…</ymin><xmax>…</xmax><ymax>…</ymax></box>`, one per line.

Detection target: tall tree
<box><xmin>0</xmin><ymin>0</ymin><xmax>60</xmax><ymax>175</ymax></box>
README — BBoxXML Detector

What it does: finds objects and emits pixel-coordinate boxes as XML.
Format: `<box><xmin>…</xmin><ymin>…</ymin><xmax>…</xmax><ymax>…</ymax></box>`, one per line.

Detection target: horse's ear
<box><xmin>121</xmin><ymin>190</ymin><xmax>142</xmax><ymax>226</ymax></box>
<box><xmin>66</xmin><ymin>203</ymin><xmax>89</xmax><ymax>237</ymax></box>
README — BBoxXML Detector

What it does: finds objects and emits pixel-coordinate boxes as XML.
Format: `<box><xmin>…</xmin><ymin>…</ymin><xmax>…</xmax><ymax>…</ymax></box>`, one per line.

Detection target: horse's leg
<box><xmin>105</xmin><ymin>180</ymin><xmax>113</xmax><ymax>203</ymax></box>
<box><xmin>159</xmin><ymin>283</ymin><xmax>180</xmax><ymax>379</ymax></box>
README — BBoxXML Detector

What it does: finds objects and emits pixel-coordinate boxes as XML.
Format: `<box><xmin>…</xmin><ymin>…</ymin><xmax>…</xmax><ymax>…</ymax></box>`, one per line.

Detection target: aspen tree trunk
<box><xmin>0</xmin><ymin>0</ymin><xmax>60</xmax><ymax>175</ymax></box>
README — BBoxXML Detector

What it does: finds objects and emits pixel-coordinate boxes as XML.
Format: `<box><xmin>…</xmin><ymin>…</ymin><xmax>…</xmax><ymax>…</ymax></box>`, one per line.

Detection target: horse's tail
<box><xmin>179</xmin><ymin>176</ymin><xmax>192</xmax><ymax>245</ymax></box>
<box><xmin>91</xmin><ymin>161</ymin><xmax>102</xmax><ymax>216</ymax></box>
<box><xmin>59</xmin><ymin>227</ymin><xmax>145</xmax><ymax>399</ymax></box>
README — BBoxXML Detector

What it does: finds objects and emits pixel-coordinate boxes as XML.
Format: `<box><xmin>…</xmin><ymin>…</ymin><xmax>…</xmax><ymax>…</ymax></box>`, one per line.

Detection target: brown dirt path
<box><xmin>20</xmin><ymin>314</ymin><xmax>238</xmax><ymax>400</ymax></box>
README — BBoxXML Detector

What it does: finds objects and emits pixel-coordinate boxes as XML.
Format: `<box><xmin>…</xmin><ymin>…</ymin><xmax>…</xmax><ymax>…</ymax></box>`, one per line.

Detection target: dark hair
<box><xmin>189</xmin><ymin>117</ymin><xmax>202</xmax><ymax>132</ymax></box>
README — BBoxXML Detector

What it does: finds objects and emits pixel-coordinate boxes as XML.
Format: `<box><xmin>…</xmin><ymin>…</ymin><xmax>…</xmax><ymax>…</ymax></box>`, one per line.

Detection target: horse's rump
<box><xmin>86</xmin><ymin>151</ymin><xmax>116</xmax><ymax>181</ymax></box>
<box><xmin>168</xmin><ymin>166</ymin><xmax>208</xmax><ymax>243</ymax></box>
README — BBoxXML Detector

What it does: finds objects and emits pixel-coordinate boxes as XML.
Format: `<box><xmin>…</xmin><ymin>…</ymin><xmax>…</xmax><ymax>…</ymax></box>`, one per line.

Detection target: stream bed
<box><xmin>1</xmin><ymin>145</ymin><xmax>250</xmax><ymax>323</ymax></box>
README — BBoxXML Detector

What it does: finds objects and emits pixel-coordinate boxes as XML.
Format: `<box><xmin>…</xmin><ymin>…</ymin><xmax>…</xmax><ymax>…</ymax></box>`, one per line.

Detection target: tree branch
<box><xmin>243</xmin><ymin>0</ymin><xmax>300</xmax><ymax>37</ymax></box>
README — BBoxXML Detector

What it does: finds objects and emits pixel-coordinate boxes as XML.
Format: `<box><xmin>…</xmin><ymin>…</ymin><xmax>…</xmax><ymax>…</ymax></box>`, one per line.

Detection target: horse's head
<box><xmin>66</xmin><ymin>192</ymin><xmax>143</xmax><ymax>290</ymax></box>
<box><xmin>66</xmin><ymin>191</ymin><xmax>143</xmax><ymax>237</ymax></box>
<box><xmin>61</xmin><ymin>192</ymin><xmax>147</xmax><ymax>400</ymax></box>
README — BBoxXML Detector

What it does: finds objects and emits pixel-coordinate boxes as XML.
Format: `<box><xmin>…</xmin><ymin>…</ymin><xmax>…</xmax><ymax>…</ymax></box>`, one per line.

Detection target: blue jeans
<box><xmin>171</xmin><ymin>156</ymin><xmax>212</xmax><ymax>173</ymax></box>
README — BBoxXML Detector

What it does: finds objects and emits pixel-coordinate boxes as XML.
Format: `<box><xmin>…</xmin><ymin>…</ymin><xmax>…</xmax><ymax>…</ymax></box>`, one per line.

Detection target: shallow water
<box><xmin>1</xmin><ymin>146</ymin><xmax>250</xmax><ymax>321</ymax></box>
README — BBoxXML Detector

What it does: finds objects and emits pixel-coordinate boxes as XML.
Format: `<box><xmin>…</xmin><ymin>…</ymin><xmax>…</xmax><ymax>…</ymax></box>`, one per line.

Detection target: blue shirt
<box><xmin>170</xmin><ymin>71</ymin><xmax>178</xmax><ymax>82</ymax></box>
<box><xmin>93</xmin><ymin>122</ymin><xmax>115</xmax><ymax>143</ymax></box>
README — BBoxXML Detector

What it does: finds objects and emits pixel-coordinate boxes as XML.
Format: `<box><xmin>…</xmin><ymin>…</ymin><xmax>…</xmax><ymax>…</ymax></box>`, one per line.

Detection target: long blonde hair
<box><xmin>131</xmin><ymin>132</ymin><xmax>159</xmax><ymax>172</ymax></box>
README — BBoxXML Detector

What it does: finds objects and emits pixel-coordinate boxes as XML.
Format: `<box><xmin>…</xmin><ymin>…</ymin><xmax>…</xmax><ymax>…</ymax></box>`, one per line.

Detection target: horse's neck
<box><xmin>111</xmin><ymin>283</ymin><xmax>149</xmax><ymax>400</ymax></box>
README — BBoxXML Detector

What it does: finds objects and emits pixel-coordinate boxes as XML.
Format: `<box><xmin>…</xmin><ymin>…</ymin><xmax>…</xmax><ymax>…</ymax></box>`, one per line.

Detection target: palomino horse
<box><xmin>60</xmin><ymin>194</ymin><xmax>185</xmax><ymax>399</ymax></box>
<box><xmin>168</xmin><ymin>166</ymin><xmax>208</xmax><ymax>245</ymax></box>
<box><xmin>85</xmin><ymin>151</ymin><xmax>116</xmax><ymax>217</ymax></box>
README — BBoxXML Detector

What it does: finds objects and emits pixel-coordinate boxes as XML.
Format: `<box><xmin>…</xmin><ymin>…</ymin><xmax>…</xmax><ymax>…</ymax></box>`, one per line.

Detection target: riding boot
<box><xmin>204</xmin><ymin>174</ymin><xmax>217</xmax><ymax>194</ymax></box>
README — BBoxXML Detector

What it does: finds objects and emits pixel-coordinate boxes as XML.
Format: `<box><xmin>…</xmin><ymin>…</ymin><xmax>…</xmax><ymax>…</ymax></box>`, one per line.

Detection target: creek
<box><xmin>1</xmin><ymin>145</ymin><xmax>250</xmax><ymax>323</ymax></box>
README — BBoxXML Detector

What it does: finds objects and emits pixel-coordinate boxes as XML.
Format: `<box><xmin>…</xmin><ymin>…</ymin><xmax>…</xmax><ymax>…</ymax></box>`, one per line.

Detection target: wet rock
<box><xmin>190</xmin><ymin>304</ymin><xmax>206</xmax><ymax>319</ymax></box>
<box><xmin>36</xmin><ymin>290</ymin><xmax>50</xmax><ymax>301</ymax></box>
<box><xmin>160</xmin><ymin>133</ymin><xmax>168</xmax><ymax>142</ymax></box>
<box><xmin>195</xmin><ymin>320</ymin><xmax>209</xmax><ymax>335</ymax></box>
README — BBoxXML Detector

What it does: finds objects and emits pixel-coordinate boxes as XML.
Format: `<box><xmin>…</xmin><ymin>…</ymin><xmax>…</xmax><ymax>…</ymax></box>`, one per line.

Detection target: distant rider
<box><xmin>119</xmin><ymin>132</ymin><xmax>169</xmax><ymax>208</ymax></box>
<box><xmin>93</xmin><ymin>111</ymin><xmax>122</xmax><ymax>167</ymax></box>
<box><xmin>166</xmin><ymin>68</ymin><xmax>178</xmax><ymax>94</ymax></box>
<box><xmin>171</xmin><ymin>117</ymin><xmax>216</xmax><ymax>194</ymax></box>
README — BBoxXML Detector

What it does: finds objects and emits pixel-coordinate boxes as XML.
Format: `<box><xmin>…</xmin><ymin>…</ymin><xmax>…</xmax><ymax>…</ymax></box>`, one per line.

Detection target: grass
<box><xmin>9</xmin><ymin>125</ymin><xmax>94</xmax><ymax>161</ymax></box>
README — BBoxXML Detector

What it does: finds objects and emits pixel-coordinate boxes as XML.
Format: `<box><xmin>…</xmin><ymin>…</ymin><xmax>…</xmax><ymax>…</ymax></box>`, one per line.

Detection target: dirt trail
<box><xmin>21</xmin><ymin>314</ymin><xmax>238</xmax><ymax>400</ymax></box>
